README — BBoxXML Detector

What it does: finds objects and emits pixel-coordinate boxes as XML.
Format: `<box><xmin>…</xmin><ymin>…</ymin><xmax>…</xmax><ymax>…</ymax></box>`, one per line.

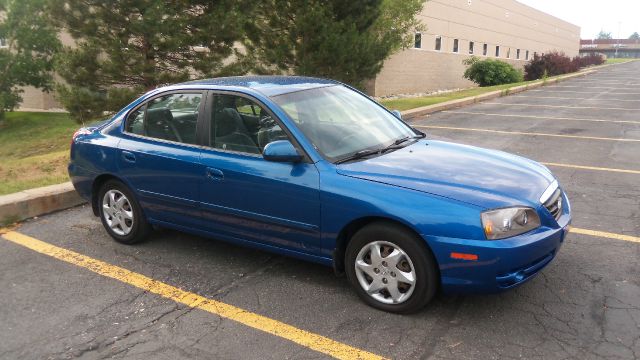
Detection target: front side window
<box><xmin>516</xmin><ymin>49</ymin><xmax>521</xmax><ymax>59</ymax></box>
<box><xmin>495</xmin><ymin>46</ymin><xmax>500</xmax><ymax>57</ymax></box>
<box><xmin>453</xmin><ymin>39</ymin><xmax>459</xmax><ymax>53</ymax></box>
<box><xmin>0</xmin><ymin>38</ymin><xmax>7</xmax><ymax>48</ymax></box>
<box><xmin>210</xmin><ymin>95</ymin><xmax>288</xmax><ymax>155</ymax></box>
<box><xmin>483</xmin><ymin>43</ymin><xmax>488</xmax><ymax>56</ymax></box>
<box><xmin>469</xmin><ymin>41</ymin><xmax>474</xmax><ymax>54</ymax></box>
<box><xmin>414</xmin><ymin>33</ymin><xmax>422</xmax><ymax>49</ymax></box>
<box><xmin>435</xmin><ymin>36</ymin><xmax>442</xmax><ymax>51</ymax></box>
<box><xmin>126</xmin><ymin>92</ymin><xmax>202</xmax><ymax>145</ymax></box>
<box><xmin>272</xmin><ymin>86</ymin><xmax>417</xmax><ymax>162</ymax></box>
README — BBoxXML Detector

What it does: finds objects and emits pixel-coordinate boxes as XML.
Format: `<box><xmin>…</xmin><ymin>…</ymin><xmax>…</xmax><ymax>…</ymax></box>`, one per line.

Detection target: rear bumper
<box><xmin>425</xmin><ymin>207</ymin><xmax>571</xmax><ymax>294</ymax></box>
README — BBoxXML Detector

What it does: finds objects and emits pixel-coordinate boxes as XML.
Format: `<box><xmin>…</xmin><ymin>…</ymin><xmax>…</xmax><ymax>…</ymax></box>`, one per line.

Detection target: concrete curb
<box><xmin>400</xmin><ymin>70</ymin><xmax>595</xmax><ymax>121</ymax></box>
<box><xmin>0</xmin><ymin>182</ymin><xmax>86</xmax><ymax>226</ymax></box>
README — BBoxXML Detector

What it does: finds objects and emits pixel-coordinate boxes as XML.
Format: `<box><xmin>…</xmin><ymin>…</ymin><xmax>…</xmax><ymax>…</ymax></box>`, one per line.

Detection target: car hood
<box><xmin>336</xmin><ymin>140</ymin><xmax>555</xmax><ymax>209</ymax></box>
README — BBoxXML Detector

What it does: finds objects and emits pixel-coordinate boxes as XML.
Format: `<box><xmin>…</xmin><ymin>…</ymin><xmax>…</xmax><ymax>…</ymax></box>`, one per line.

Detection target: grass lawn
<box><xmin>605</xmin><ymin>58</ymin><xmax>636</xmax><ymax>64</ymax></box>
<box><xmin>379</xmin><ymin>80</ymin><xmax>539</xmax><ymax>111</ymax></box>
<box><xmin>0</xmin><ymin>112</ymin><xmax>78</xmax><ymax>195</ymax></box>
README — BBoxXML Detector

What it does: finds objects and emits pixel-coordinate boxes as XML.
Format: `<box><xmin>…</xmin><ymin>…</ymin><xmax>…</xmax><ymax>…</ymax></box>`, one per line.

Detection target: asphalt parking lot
<box><xmin>2</xmin><ymin>62</ymin><xmax>639</xmax><ymax>360</ymax></box>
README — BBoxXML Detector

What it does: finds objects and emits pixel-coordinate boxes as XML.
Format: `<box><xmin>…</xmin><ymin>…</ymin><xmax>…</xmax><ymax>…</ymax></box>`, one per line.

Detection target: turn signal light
<box><xmin>451</xmin><ymin>252</ymin><xmax>478</xmax><ymax>261</ymax></box>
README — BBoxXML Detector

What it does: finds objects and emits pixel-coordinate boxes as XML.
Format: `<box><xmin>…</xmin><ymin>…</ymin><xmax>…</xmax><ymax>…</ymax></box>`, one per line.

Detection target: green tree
<box><xmin>597</xmin><ymin>30</ymin><xmax>613</xmax><ymax>40</ymax></box>
<box><xmin>629</xmin><ymin>32</ymin><xmax>640</xmax><ymax>40</ymax></box>
<box><xmin>50</xmin><ymin>0</ymin><xmax>252</xmax><ymax>122</ymax></box>
<box><xmin>244</xmin><ymin>0</ymin><xmax>426</xmax><ymax>90</ymax></box>
<box><xmin>0</xmin><ymin>0</ymin><xmax>60</xmax><ymax>120</ymax></box>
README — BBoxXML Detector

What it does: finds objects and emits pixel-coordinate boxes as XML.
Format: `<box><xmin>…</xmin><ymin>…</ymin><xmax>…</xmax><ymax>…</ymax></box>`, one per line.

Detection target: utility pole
<box><xmin>616</xmin><ymin>21</ymin><xmax>621</xmax><ymax>58</ymax></box>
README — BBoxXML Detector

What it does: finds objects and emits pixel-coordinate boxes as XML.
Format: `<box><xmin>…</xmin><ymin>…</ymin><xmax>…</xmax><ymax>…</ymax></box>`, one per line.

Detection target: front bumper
<box><xmin>425</xmin><ymin>194</ymin><xmax>571</xmax><ymax>294</ymax></box>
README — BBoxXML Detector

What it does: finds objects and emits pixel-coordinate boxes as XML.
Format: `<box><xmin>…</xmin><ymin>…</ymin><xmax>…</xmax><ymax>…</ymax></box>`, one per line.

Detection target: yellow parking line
<box><xmin>570</xmin><ymin>228</ymin><xmax>640</xmax><ymax>243</ymax></box>
<box><xmin>529</xmin><ymin>90</ymin><xmax>640</xmax><ymax>95</ymax></box>
<box><xmin>482</xmin><ymin>103</ymin><xmax>639</xmax><ymax>111</ymax></box>
<box><xmin>514</xmin><ymin>96</ymin><xmax>640</xmax><ymax>103</ymax></box>
<box><xmin>0</xmin><ymin>231</ymin><xmax>386</xmax><ymax>360</ymax></box>
<box><xmin>415</xmin><ymin>125</ymin><xmax>640</xmax><ymax>142</ymax></box>
<box><xmin>551</xmin><ymin>86</ymin><xmax>638</xmax><ymax>89</ymax></box>
<box><xmin>442</xmin><ymin>111</ymin><xmax>640</xmax><ymax>125</ymax></box>
<box><xmin>541</xmin><ymin>162</ymin><xmax>640</xmax><ymax>175</ymax></box>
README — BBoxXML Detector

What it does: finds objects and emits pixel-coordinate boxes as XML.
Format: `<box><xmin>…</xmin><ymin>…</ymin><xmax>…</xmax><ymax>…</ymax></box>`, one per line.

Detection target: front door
<box><xmin>198</xmin><ymin>93</ymin><xmax>322</xmax><ymax>254</ymax></box>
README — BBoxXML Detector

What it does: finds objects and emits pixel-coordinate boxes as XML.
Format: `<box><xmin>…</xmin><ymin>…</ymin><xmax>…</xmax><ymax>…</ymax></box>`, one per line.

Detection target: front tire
<box><xmin>346</xmin><ymin>222</ymin><xmax>438</xmax><ymax>313</ymax></box>
<box><xmin>98</xmin><ymin>180</ymin><xmax>150</xmax><ymax>244</ymax></box>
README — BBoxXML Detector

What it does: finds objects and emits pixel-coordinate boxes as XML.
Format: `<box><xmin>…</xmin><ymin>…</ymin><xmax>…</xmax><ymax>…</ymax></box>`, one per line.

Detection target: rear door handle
<box><xmin>206</xmin><ymin>167</ymin><xmax>224</xmax><ymax>181</ymax></box>
<box><xmin>122</xmin><ymin>151</ymin><xmax>136</xmax><ymax>163</ymax></box>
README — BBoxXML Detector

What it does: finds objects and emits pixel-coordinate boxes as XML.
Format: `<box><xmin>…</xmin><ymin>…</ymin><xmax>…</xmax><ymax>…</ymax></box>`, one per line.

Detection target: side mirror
<box><xmin>391</xmin><ymin>109</ymin><xmax>402</xmax><ymax>119</ymax></box>
<box><xmin>263</xmin><ymin>140</ymin><xmax>303</xmax><ymax>163</ymax></box>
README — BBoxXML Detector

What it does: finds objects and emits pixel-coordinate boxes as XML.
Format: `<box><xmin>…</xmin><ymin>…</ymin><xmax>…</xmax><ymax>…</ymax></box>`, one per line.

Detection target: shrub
<box><xmin>572</xmin><ymin>53</ymin><xmax>605</xmax><ymax>68</ymax></box>
<box><xmin>463</xmin><ymin>57</ymin><xmax>524</xmax><ymax>86</ymax></box>
<box><xmin>524</xmin><ymin>51</ymin><xmax>579</xmax><ymax>81</ymax></box>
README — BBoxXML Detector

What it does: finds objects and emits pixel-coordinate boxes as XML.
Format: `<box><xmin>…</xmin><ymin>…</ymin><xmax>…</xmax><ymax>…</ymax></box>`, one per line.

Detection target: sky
<box><xmin>517</xmin><ymin>0</ymin><xmax>640</xmax><ymax>39</ymax></box>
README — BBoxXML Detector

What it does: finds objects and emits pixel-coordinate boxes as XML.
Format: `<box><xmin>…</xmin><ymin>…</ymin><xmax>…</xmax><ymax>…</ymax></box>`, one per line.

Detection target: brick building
<box><xmin>579</xmin><ymin>39</ymin><xmax>640</xmax><ymax>59</ymax></box>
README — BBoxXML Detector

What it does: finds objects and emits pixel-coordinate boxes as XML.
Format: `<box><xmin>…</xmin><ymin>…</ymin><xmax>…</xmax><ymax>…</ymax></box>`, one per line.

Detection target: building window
<box><xmin>469</xmin><ymin>41</ymin><xmax>474</xmax><ymax>54</ymax></box>
<box><xmin>526</xmin><ymin>50</ymin><xmax>530</xmax><ymax>60</ymax></box>
<box><xmin>516</xmin><ymin>49</ymin><xmax>520</xmax><ymax>59</ymax></box>
<box><xmin>0</xmin><ymin>38</ymin><xmax>7</xmax><ymax>48</ymax></box>
<box><xmin>453</xmin><ymin>39</ymin><xmax>459</xmax><ymax>53</ymax></box>
<box><xmin>495</xmin><ymin>46</ymin><xmax>500</xmax><ymax>57</ymax></box>
<box><xmin>506</xmin><ymin>48</ymin><xmax>511</xmax><ymax>58</ymax></box>
<box><xmin>435</xmin><ymin>36</ymin><xmax>442</xmax><ymax>51</ymax></box>
<box><xmin>414</xmin><ymin>33</ymin><xmax>422</xmax><ymax>49</ymax></box>
<box><xmin>483</xmin><ymin>43</ymin><xmax>488</xmax><ymax>56</ymax></box>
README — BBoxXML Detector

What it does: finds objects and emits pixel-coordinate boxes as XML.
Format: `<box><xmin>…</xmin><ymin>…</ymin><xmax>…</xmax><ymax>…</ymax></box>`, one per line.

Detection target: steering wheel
<box><xmin>334</xmin><ymin>133</ymin><xmax>360</xmax><ymax>150</ymax></box>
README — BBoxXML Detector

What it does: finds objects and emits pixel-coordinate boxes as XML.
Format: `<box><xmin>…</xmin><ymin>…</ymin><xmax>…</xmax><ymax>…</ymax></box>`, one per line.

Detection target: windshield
<box><xmin>271</xmin><ymin>85</ymin><xmax>417</xmax><ymax>162</ymax></box>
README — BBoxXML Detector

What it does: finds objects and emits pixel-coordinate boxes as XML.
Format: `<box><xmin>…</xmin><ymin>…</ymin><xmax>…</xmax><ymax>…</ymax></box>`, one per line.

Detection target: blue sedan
<box><xmin>69</xmin><ymin>76</ymin><xmax>571</xmax><ymax>313</ymax></box>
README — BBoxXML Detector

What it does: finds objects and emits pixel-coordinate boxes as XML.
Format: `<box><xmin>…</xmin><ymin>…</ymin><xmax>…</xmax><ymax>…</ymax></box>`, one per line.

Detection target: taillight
<box><xmin>71</xmin><ymin>128</ymin><xmax>92</xmax><ymax>144</ymax></box>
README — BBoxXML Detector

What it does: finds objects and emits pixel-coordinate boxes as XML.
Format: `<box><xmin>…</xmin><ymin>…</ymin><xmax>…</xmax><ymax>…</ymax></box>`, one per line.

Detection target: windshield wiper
<box><xmin>380</xmin><ymin>134</ymin><xmax>423</xmax><ymax>153</ymax></box>
<box><xmin>334</xmin><ymin>149</ymin><xmax>383</xmax><ymax>164</ymax></box>
<box><xmin>335</xmin><ymin>134</ymin><xmax>424</xmax><ymax>164</ymax></box>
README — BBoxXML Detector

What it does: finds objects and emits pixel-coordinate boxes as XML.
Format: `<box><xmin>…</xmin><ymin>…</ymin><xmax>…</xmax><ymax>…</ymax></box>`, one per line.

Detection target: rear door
<box><xmin>117</xmin><ymin>91</ymin><xmax>206</xmax><ymax>227</ymax></box>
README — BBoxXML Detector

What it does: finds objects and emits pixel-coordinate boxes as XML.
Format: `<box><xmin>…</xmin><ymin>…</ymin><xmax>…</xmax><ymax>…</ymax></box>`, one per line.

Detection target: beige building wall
<box><xmin>371</xmin><ymin>0</ymin><xmax>580</xmax><ymax>97</ymax></box>
<box><xmin>17</xmin><ymin>32</ymin><xmax>74</xmax><ymax>111</ymax></box>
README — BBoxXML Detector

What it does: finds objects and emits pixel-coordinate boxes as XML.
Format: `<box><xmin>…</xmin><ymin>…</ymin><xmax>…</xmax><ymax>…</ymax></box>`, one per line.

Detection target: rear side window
<box><xmin>126</xmin><ymin>92</ymin><xmax>203</xmax><ymax>145</ymax></box>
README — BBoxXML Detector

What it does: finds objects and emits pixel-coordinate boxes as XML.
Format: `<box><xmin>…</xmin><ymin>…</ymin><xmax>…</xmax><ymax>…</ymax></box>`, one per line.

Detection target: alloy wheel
<box><xmin>354</xmin><ymin>240</ymin><xmax>417</xmax><ymax>304</ymax></box>
<box><xmin>102</xmin><ymin>189</ymin><xmax>134</xmax><ymax>236</ymax></box>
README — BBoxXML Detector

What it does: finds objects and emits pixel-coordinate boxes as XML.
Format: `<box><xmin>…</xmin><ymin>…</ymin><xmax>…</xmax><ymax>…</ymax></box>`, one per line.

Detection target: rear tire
<box><xmin>98</xmin><ymin>180</ymin><xmax>150</xmax><ymax>244</ymax></box>
<box><xmin>345</xmin><ymin>222</ymin><xmax>438</xmax><ymax>313</ymax></box>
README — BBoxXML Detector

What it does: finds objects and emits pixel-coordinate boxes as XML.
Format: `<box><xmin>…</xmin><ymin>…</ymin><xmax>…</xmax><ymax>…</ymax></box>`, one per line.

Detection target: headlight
<box><xmin>481</xmin><ymin>207</ymin><xmax>541</xmax><ymax>240</ymax></box>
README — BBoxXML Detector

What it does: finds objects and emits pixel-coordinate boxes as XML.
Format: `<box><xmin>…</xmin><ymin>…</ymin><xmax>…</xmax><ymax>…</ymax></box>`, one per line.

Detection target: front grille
<box><xmin>543</xmin><ymin>189</ymin><xmax>563</xmax><ymax>220</ymax></box>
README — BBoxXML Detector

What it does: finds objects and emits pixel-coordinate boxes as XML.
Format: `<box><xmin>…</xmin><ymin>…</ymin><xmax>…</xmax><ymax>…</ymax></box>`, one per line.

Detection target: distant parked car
<box><xmin>69</xmin><ymin>76</ymin><xmax>571</xmax><ymax>313</ymax></box>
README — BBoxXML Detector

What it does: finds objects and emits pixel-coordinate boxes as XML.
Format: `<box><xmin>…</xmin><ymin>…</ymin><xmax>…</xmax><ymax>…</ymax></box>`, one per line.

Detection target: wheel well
<box><xmin>333</xmin><ymin>217</ymin><xmax>430</xmax><ymax>274</ymax></box>
<box><xmin>90</xmin><ymin>174</ymin><xmax>120</xmax><ymax>216</ymax></box>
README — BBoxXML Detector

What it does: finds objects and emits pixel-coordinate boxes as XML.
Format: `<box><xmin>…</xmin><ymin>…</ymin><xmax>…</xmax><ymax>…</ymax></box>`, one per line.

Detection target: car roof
<box><xmin>180</xmin><ymin>76</ymin><xmax>338</xmax><ymax>97</ymax></box>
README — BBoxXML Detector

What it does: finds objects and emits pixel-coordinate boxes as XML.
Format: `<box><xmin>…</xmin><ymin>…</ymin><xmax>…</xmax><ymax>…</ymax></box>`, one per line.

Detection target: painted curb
<box><xmin>400</xmin><ymin>70</ymin><xmax>596</xmax><ymax>121</ymax></box>
<box><xmin>0</xmin><ymin>182</ymin><xmax>86</xmax><ymax>226</ymax></box>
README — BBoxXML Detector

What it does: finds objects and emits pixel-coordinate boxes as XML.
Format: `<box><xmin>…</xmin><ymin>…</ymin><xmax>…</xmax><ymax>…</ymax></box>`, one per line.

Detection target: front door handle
<box><xmin>206</xmin><ymin>167</ymin><xmax>224</xmax><ymax>181</ymax></box>
<box><xmin>122</xmin><ymin>151</ymin><xmax>136</xmax><ymax>163</ymax></box>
